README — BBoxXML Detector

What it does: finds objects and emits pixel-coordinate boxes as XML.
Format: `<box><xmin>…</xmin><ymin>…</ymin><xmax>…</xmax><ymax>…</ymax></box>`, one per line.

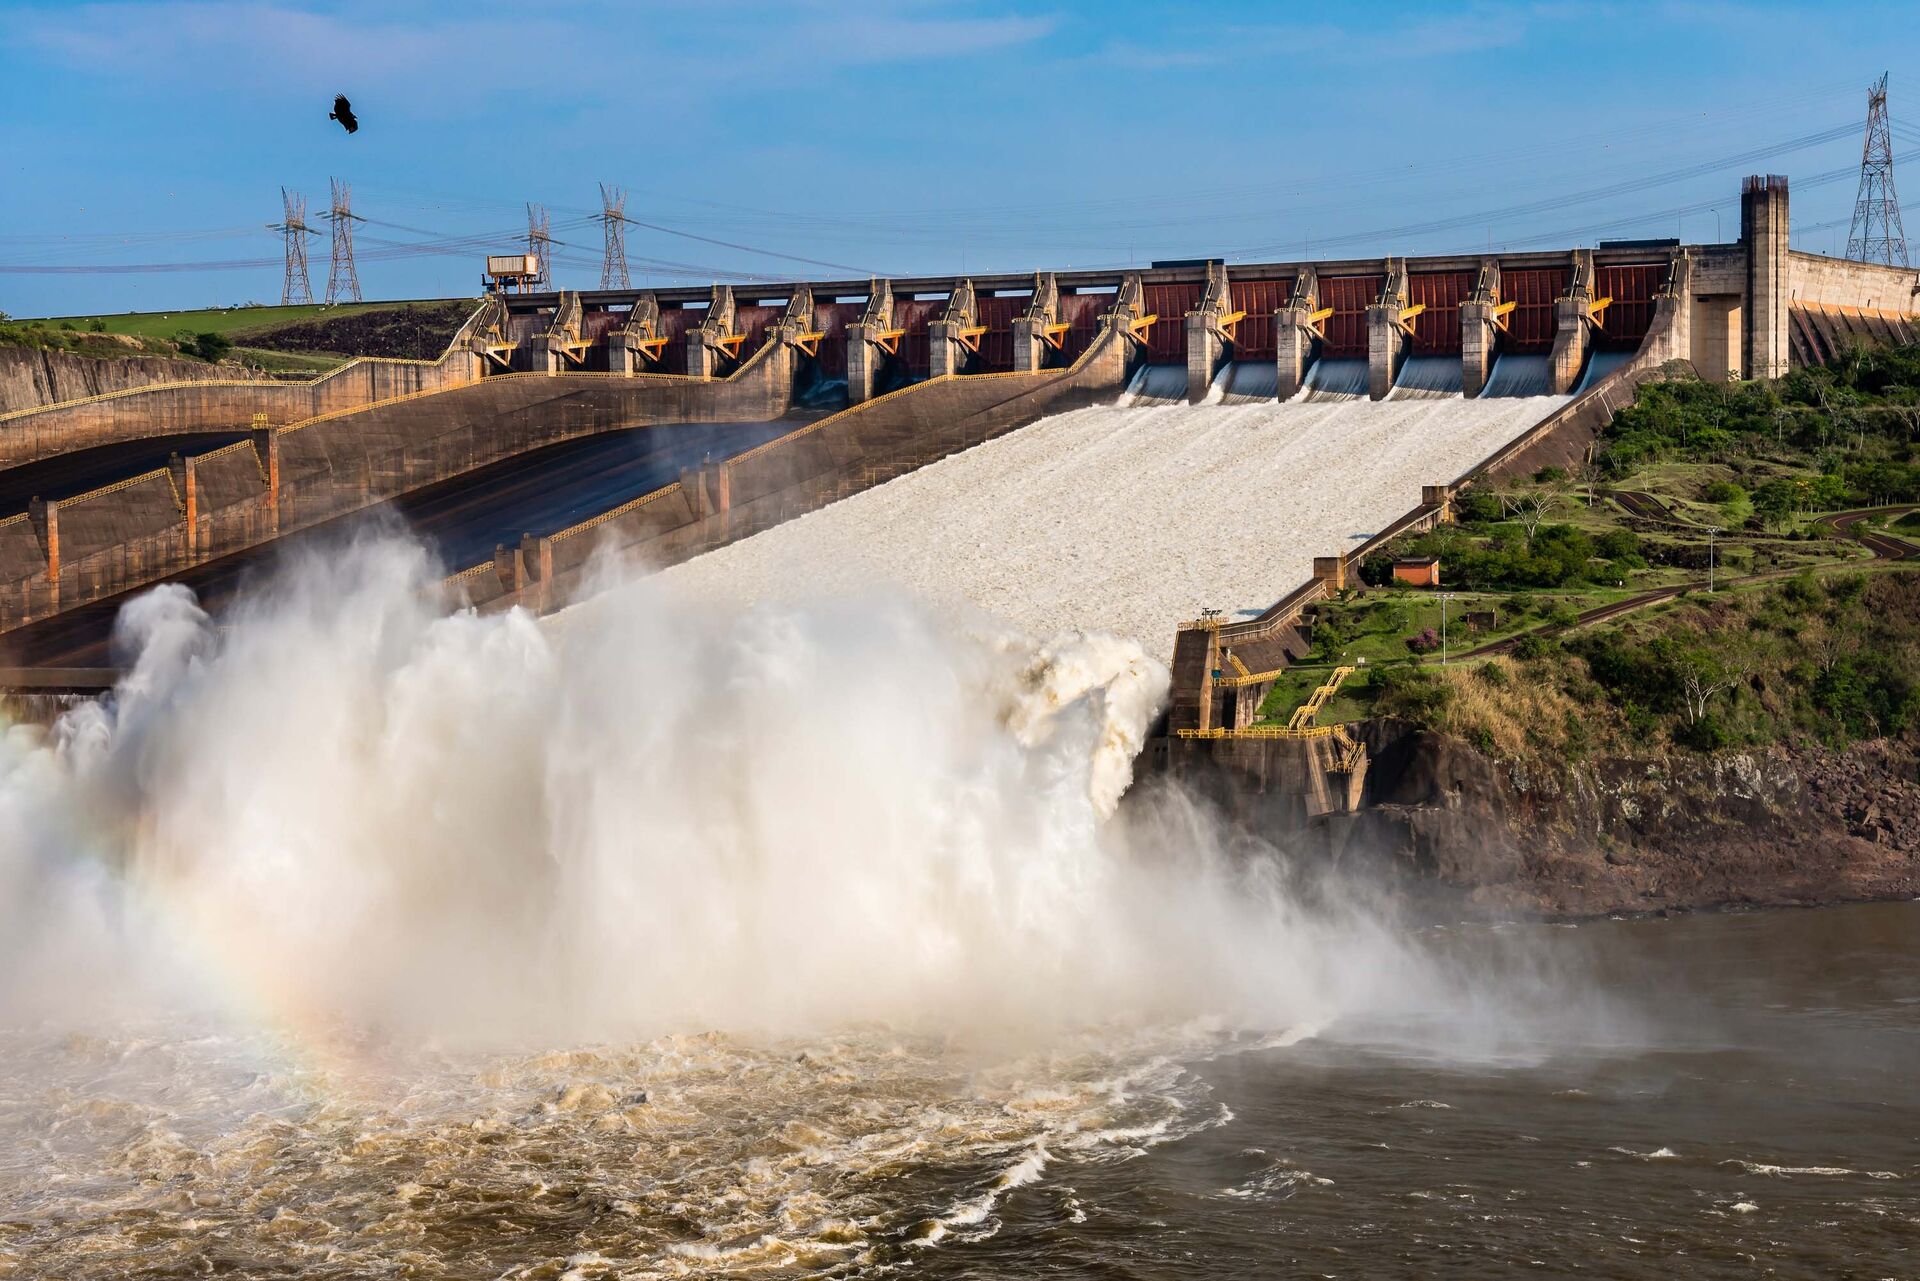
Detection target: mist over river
<box><xmin>0</xmin><ymin>539</ymin><xmax>1914</xmax><ymax>1278</ymax></box>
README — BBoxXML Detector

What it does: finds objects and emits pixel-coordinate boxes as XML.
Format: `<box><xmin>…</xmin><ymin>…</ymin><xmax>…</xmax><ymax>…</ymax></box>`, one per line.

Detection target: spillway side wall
<box><xmin>482</xmin><ymin>321</ymin><xmax>1134</xmax><ymax>613</ymax></box>
<box><xmin>0</xmin><ymin>302</ymin><xmax>500</xmax><ymax>467</ymax></box>
<box><xmin>0</xmin><ymin>348</ymin><xmax>801</xmax><ymax>634</ymax></box>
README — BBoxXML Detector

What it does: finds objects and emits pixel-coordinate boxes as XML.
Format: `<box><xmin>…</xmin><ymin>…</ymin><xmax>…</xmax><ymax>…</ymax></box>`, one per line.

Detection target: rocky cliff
<box><xmin>0</xmin><ymin>345</ymin><xmax>242</xmax><ymax>415</ymax></box>
<box><xmin>1155</xmin><ymin>720</ymin><xmax>1920</xmax><ymax>919</ymax></box>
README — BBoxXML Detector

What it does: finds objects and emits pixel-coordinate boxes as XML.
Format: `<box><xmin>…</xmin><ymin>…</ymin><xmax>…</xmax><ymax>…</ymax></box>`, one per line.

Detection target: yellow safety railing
<box><xmin>1288</xmin><ymin>665</ymin><xmax>1355</xmax><ymax>730</ymax></box>
<box><xmin>63</xmin><ymin>466</ymin><xmax>177</xmax><ymax>508</ymax></box>
<box><xmin>549</xmin><ymin>480</ymin><xmax>682</xmax><ymax>544</ymax></box>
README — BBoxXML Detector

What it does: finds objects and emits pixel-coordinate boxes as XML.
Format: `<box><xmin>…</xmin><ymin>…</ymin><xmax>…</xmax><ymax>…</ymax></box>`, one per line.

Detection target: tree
<box><xmin>1500</xmin><ymin>476</ymin><xmax>1569</xmax><ymax>547</ymax></box>
<box><xmin>1668</xmin><ymin>643</ymin><xmax>1750</xmax><ymax>727</ymax></box>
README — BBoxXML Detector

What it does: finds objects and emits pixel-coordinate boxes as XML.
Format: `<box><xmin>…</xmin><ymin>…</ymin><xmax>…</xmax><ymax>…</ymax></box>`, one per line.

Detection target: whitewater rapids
<box><xmin>0</xmin><ymin>535</ymin><xmax>1616</xmax><ymax>1277</ymax></box>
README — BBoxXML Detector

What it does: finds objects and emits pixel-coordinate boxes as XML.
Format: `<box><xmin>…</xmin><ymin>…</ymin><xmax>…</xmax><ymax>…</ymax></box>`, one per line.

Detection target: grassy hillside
<box><xmin>3</xmin><ymin>298</ymin><xmax>477</xmax><ymax>374</ymax></box>
<box><xmin>1256</xmin><ymin>346</ymin><xmax>1920</xmax><ymax>756</ymax></box>
<box><xmin>30</xmin><ymin>300</ymin><xmax>469</xmax><ymax>343</ymax></box>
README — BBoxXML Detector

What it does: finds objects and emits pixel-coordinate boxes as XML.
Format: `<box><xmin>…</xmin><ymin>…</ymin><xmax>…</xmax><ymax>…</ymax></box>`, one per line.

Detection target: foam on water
<box><xmin>657</xmin><ymin>392</ymin><xmax>1569</xmax><ymax>661</ymax></box>
<box><xmin>0</xmin><ymin>525</ymin><xmax>1601</xmax><ymax>1274</ymax></box>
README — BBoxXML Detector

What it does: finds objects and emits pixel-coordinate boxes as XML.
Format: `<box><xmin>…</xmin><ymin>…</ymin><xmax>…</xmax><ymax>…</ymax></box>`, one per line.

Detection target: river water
<box><xmin>0</xmin><ymin>543</ymin><xmax>1914</xmax><ymax>1278</ymax></box>
<box><xmin>3</xmin><ymin>904</ymin><xmax>1913</xmax><ymax>1279</ymax></box>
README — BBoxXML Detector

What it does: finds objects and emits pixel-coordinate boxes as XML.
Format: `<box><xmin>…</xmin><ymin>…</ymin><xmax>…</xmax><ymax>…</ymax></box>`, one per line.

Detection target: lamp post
<box><xmin>1705</xmin><ymin>526</ymin><xmax>1721</xmax><ymax>593</ymax></box>
<box><xmin>1440</xmin><ymin>591</ymin><xmax>1456</xmax><ymax>665</ymax></box>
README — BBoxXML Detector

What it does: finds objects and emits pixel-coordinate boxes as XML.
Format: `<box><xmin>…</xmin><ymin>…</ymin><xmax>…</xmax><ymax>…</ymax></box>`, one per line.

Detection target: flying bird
<box><xmin>329</xmin><ymin>94</ymin><xmax>358</xmax><ymax>135</ymax></box>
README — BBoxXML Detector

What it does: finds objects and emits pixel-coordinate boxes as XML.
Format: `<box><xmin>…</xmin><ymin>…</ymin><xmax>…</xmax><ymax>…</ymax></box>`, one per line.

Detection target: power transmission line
<box><xmin>324</xmin><ymin>177</ymin><xmax>364</xmax><ymax>304</ymax></box>
<box><xmin>267</xmin><ymin>187</ymin><xmax>317</xmax><ymax>305</ymax></box>
<box><xmin>598</xmin><ymin>184</ymin><xmax>630</xmax><ymax>289</ymax></box>
<box><xmin>525</xmin><ymin>203</ymin><xmax>553</xmax><ymax>290</ymax></box>
<box><xmin>1847</xmin><ymin>73</ymin><xmax>1909</xmax><ymax>266</ymax></box>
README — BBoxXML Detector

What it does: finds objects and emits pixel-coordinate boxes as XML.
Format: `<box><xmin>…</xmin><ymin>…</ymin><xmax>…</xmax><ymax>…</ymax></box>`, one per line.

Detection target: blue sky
<box><xmin>3</xmin><ymin>0</ymin><xmax>1919</xmax><ymax>316</ymax></box>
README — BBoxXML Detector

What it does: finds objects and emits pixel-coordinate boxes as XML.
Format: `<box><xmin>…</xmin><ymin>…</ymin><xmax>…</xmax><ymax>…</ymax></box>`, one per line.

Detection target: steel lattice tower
<box><xmin>526</xmin><ymin>203</ymin><xmax>554</xmax><ymax>290</ymax></box>
<box><xmin>1847</xmin><ymin>73</ymin><xmax>1909</xmax><ymax>267</ymax></box>
<box><xmin>269</xmin><ymin>187</ymin><xmax>316</xmax><ymax>305</ymax></box>
<box><xmin>323</xmin><ymin>178</ymin><xmax>364</xmax><ymax>304</ymax></box>
<box><xmin>598</xmin><ymin>184</ymin><xmax>630</xmax><ymax>289</ymax></box>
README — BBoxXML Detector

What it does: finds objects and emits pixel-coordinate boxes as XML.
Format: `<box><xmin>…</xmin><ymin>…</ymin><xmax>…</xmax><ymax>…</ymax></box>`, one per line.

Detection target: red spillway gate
<box><xmin>809</xmin><ymin>300</ymin><xmax>866</xmax><ymax>378</ymax></box>
<box><xmin>732</xmin><ymin>304</ymin><xmax>784</xmax><ymax>361</ymax></box>
<box><xmin>1057</xmin><ymin>290</ymin><xmax>1112</xmax><ymax>364</ymax></box>
<box><xmin>973</xmin><ymin>293</ymin><xmax>1032</xmax><ymax>372</ymax></box>
<box><xmin>1593</xmin><ymin>263</ymin><xmax>1663</xmax><ymax>349</ymax></box>
<box><xmin>654</xmin><ymin>305</ymin><xmax>704</xmax><ymax>371</ymax></box>
<box><xmin>1140</xmin><ymin>282</ymin><xmax>1201</xmax><ymax>364</ymax></box>
<box><xmin>1228</xmin><ymin>277</ymin><xmax>1290</xmax><ymax>362</ymax></box>
<box><xmin>1498</xmin><ymin>268</ymin><xmax>1566</xmax><ymax>354</ymax></box>
<box><xmin>1318</xmin><ymin>276</ymin><xmax>1380</xmax><ymax>359</ymax></box>
<box><xmin>1406</xmin><ymin>271</ymin><xmax>1474</xmax><ymax>355</ymax></box>
<box><xmin>892</xmin><ymin>298</ymin><xmax>944</xmax><ymax>379</ymax></box>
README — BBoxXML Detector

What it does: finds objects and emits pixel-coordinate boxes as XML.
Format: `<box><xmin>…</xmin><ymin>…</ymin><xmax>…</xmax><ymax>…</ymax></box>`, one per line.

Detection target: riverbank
<box><xmin>1153</xmin><ymin>717</ymin><xmax>1920</xmax><ymax>920</ymax></box>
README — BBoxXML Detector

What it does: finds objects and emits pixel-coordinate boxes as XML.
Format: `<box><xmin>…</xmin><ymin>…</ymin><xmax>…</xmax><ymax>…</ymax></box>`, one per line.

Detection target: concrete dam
<box><xmin>1</xmin><ymin>174</ymin><xmax>1915</xmax><ymax>715</ymax></box>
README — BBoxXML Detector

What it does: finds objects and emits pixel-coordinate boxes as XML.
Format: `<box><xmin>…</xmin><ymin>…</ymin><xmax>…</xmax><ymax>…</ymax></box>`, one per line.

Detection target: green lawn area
<box><xmin>36</xmin><ymin>302</ymin><xmax>399</xmax><ymax>342</ymax></box>
<box><xmin>229</xmin><ymin>346</ymin><xmax>351</xmax><ymax>375</ymax></box>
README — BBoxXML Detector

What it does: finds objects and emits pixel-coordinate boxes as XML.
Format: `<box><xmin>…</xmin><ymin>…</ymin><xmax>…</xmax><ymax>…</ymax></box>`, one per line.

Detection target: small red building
<box><xmin>1392</xmin><ymin>556</ymin><xmax>1441</xmax><ymax>588</ymax></box>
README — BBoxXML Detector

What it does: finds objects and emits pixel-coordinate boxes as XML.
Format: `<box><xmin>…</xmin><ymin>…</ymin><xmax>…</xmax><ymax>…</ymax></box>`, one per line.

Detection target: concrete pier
<box><xmin>1549</xmin><ymin>250</ymin><xmax>1595</xmax><ymax>395</ymax></box>
<box><xmin>846</xmin><ymin>279</ymin><xmax>894</xmax><ymax>404</ymax></box>
<box><xmin>927</xmin><ymin>279</ymin><xmax>976</xmax><ymax>379</ymax></box>
<box><xmin>1185</xmin><ymin>262</ymin><xmax>1232</xmax><ymax>403</ymax></box>
<box><xmin>1460</xmin><ymin>260</ymin><xmax>1500</xmax><ymax>398</ymax></box>
<box><xmin>1367</xmin><ymin>261</ymin><xmax>1410</xmax><ymax>400</ymax></box>
<box><xmin>1275</xmin><ymin>268</ymin><xmax>1318</xmax><ymax>402</ymax></box>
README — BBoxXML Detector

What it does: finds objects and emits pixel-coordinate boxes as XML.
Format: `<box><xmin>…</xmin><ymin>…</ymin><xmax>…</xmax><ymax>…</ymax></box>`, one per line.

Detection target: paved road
<box><xmin>0</xmin><ymin>418</ymin><xmax>801</xmax><ymax>668</ymax></box>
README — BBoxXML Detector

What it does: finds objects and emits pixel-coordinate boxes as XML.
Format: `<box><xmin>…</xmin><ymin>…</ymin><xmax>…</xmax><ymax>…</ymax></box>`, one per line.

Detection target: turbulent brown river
<box><xmin>3</xmin><ymin>904</ymin><xmax>1914</xmax><ymax>1279</ymax></box>
<box><xmin>0</xmin><ymin>545</ymin><xmax>1914</xmax><ymax>1278</ymax></box>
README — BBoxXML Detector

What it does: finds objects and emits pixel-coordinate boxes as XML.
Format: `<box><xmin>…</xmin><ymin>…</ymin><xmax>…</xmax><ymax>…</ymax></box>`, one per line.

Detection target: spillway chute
<box><xmin>1302</xmin><ymin>358</ymin><xmax>1369</xmax><ymax>402</ymax></box>
<box><xmin>1388</xmin><ymin>355</ymin><xmax>1463</xmax><ymax>401</ymax></box>
<box><xmin>1210</xmin><ymin>361</ymin><xmax>1280</xmax><ymax>405</ymax></box>
<box><xmin>1575</xmin><ymin>350</ymin><xmax>1632</xmax><ymax>394</ymax></box>
<box><xmin>1122</xmin><ymin>364</ymin><xmax>1188</xmax><ymax>407</ymax></box>
<box><xmin>1481</xmin><ymin>353</ymin><xmax>1551</xmax><ymax>398</ymax></box>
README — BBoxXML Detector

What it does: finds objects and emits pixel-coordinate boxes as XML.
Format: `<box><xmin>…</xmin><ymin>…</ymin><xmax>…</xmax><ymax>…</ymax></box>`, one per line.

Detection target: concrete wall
<box><xmin>0</xmin><ymin>302</ymin><xmax>495</xmax><ymax>467</ymax></box>
<box><xmin>0</xmin><ymin>345</ymin><xmax>263</xmax><ymax>417</ymax></box>
<box><xmin>472</xmin><ymin>308</ymin><xmax>1137</xmax><ymax>615</ymax></box>
<box><xmin>0</xmin><ymin>333</ymin><xmax>804</xmax><ymax>633</ymax></box>
<box><xmin>1786</xmin><ymin>251</ymin><xmax>1920</xmax><ymax>315</ymax></box>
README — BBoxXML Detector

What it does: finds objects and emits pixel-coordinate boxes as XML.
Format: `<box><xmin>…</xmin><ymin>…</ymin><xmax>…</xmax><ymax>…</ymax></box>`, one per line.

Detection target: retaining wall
<box><xmin>0</xmin><ymin>332</ymin><xmax>803</xmax><ymax>632</ymax></box>
<box><xmin>470</xmin><ymin>304</ymin><xmax>1137</xmax><ymax>614</ymax></box>
<box><xmin>0</xmin><ymin>302</ymin><xmax>495</xmax><ymax>467</ymax></box>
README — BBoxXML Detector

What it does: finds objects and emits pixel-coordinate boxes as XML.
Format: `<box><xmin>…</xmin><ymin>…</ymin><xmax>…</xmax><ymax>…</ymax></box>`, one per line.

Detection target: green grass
<box><xmin>229</xmin><ymin>346</ymin><xmax>350</xmax><ymax>375</ymax></box>
<box><xmin>29</xmin><ymin>300</ymin><xmax>456</xmax><ymax>342</ymax></box>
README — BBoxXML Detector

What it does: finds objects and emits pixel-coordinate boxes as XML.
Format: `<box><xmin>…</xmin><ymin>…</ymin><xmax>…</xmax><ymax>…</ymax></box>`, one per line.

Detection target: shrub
<box><xmin>87</xmin><ymin>318</ymin><xmax>106</xmax><ymax>333</ymax></box>
<box><xmin>1511</xmin><ymin>632</ymin><xmax>1552</xmax><ymax>660</ymax></box>
<box><xmin>1374</xmin><ymin>665</ymin><xmax>1454</xmax><ymax>719</ymax></box>
<box><xmin>1405</xmin><ymin>627</ymin><xmax>1441</xmax><ymax>655</ymax></box>
<box><xmin>176</xmin><ymin>331</ymin><xmax>233</xmax><ymax>363</ymax></box>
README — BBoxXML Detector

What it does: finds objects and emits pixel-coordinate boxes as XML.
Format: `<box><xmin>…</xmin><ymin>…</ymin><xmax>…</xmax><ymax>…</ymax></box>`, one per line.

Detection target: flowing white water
<box><xmin>0</xmin><ymin>408</ymin><xmax>1591</xmax><ymax>1272</ymax></box>
<box><xmin>658</xmin><ymin>392</ymin><xmax>1568</xmax><ymax>660</ymax></box>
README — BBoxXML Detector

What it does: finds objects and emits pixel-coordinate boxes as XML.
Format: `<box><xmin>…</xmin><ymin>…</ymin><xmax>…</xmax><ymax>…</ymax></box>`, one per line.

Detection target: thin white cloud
<box><xmin>14</xmin><ymin>1</ymin><xmax>1059</xmax><ymax>101</ymax></box>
